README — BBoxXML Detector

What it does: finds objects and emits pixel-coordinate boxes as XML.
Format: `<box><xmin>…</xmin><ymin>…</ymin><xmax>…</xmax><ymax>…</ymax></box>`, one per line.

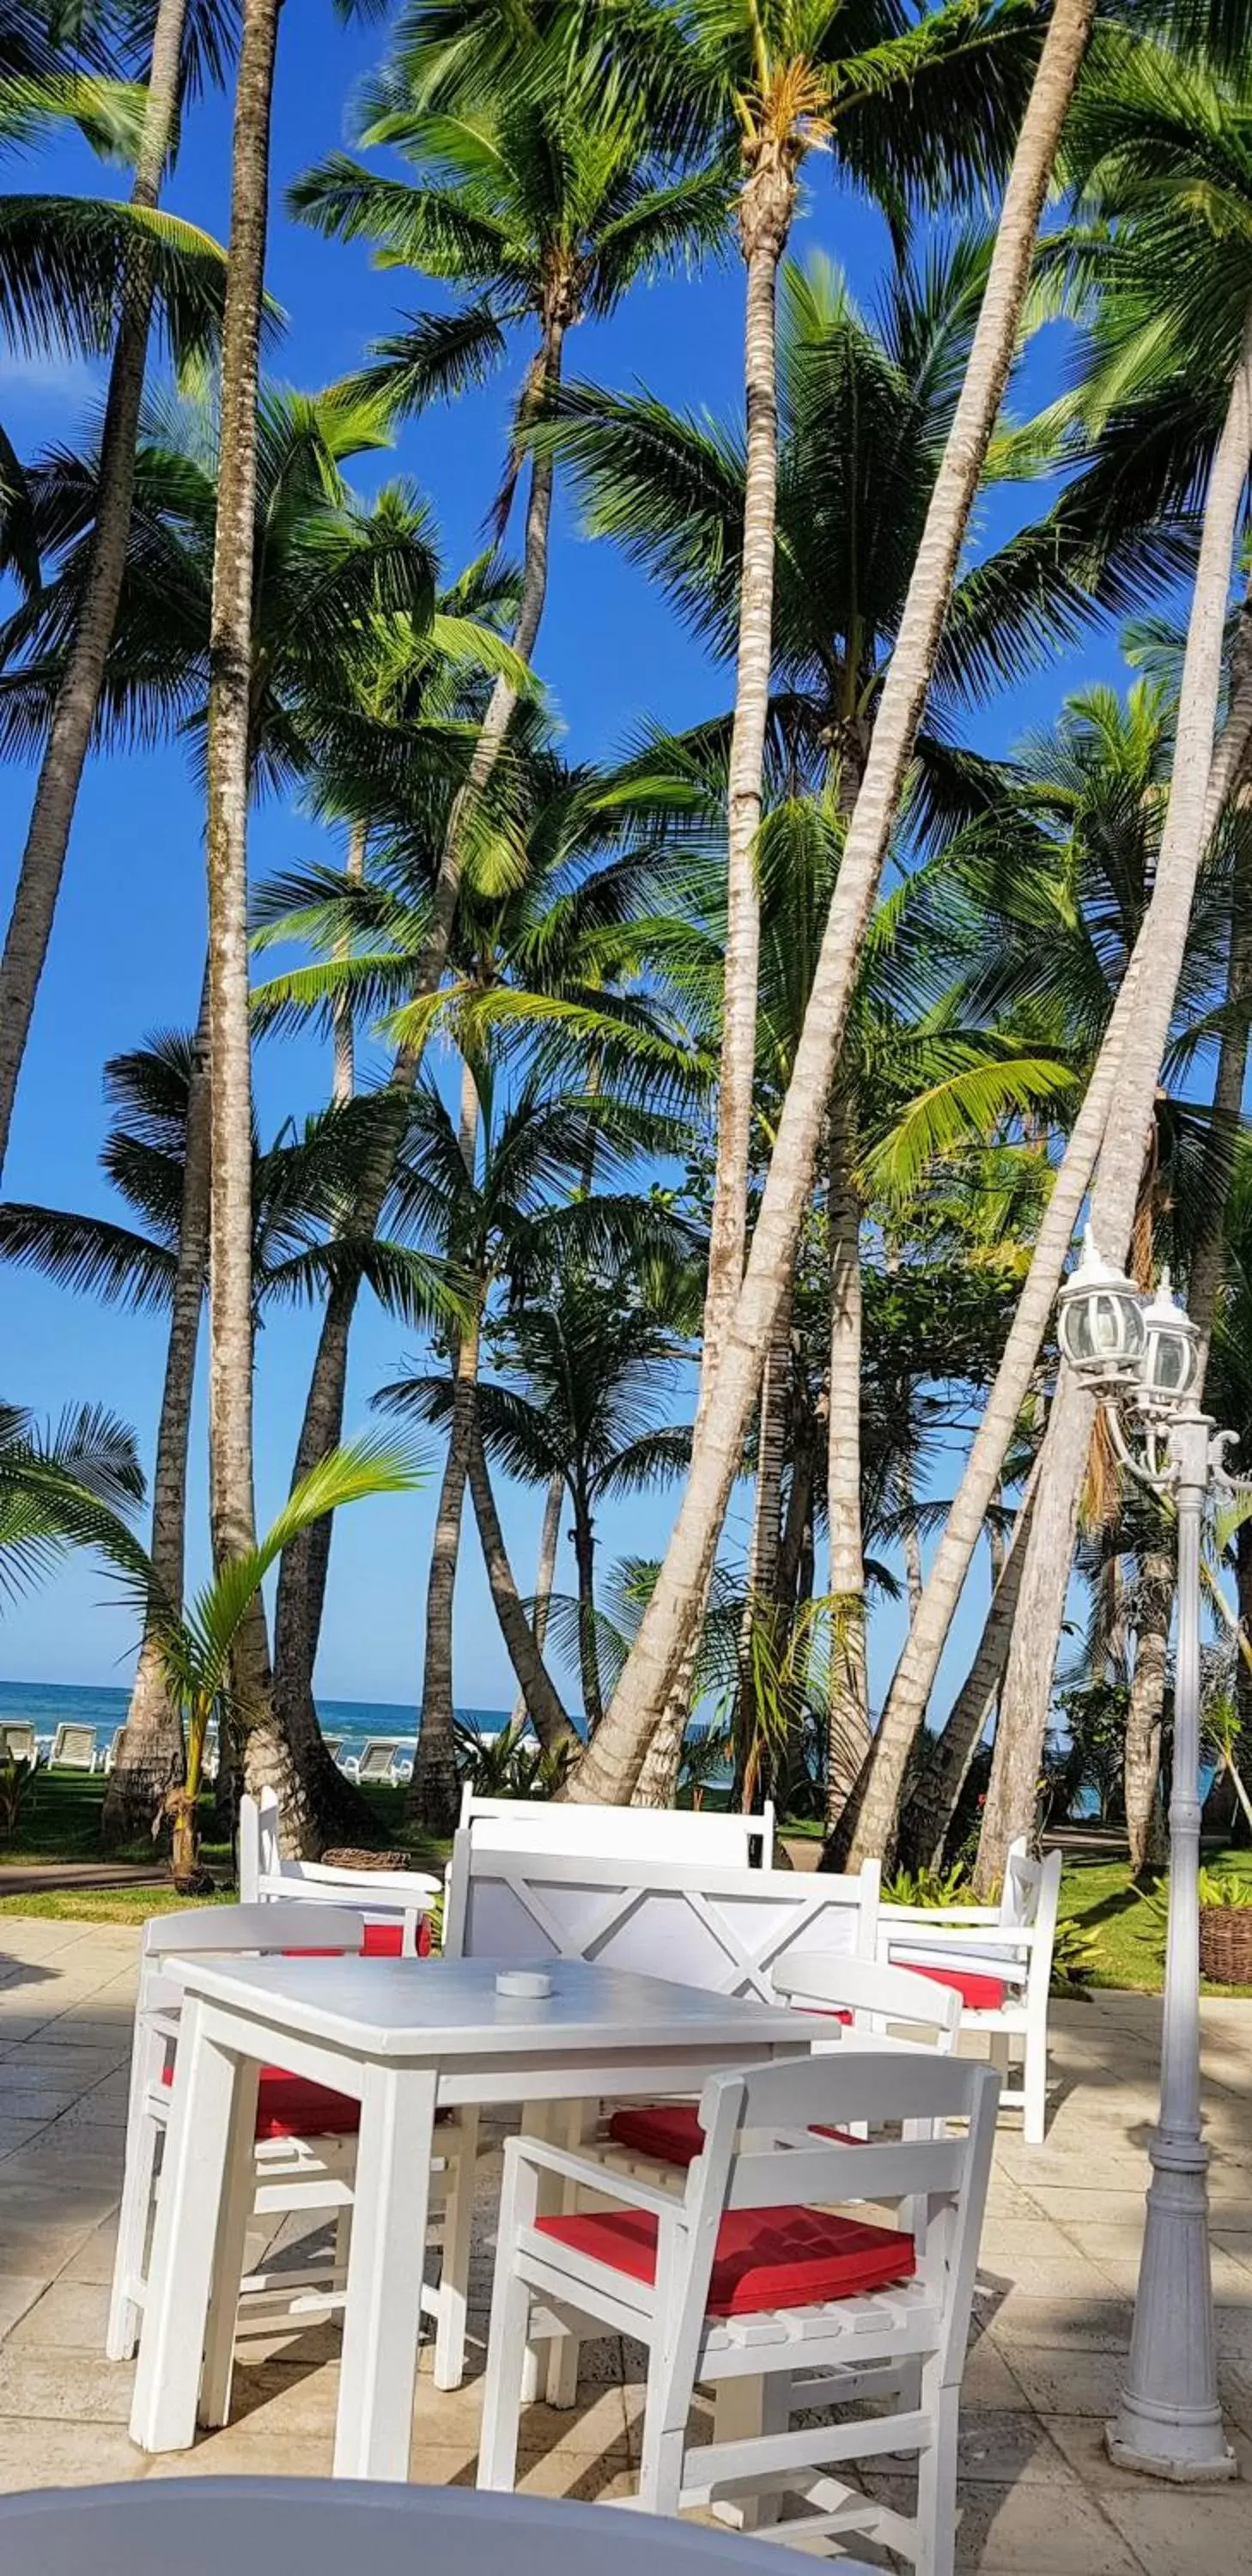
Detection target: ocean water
<box><xmin>0</xmin><ymin>1678</ymin><xmax>511</xmax><ymax>1761</ymax></box>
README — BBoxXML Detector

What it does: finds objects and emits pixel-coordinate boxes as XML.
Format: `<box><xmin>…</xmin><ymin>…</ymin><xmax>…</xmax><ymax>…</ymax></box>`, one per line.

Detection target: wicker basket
<box><xmin>1199</xmin><ymin>1905</ymin><xmax>1252</xmax><ymax>1984</ymax></box>
<box><xmin>320</xmin><ymin>1846</ymin><xmax>413</xmax><ymax>1874</ymax></box>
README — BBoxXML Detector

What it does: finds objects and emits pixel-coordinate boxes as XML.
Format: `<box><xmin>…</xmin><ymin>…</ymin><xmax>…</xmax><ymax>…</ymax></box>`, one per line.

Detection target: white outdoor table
<box><xmin>0</xmin><ymin>2479</ymin><xmax>882</xmax><ymax>2576</ymax></box>
<box><xmin>128</xmin><ymin>1954</ymin><xmax>811</xmax><ymax>2482</ymax></box>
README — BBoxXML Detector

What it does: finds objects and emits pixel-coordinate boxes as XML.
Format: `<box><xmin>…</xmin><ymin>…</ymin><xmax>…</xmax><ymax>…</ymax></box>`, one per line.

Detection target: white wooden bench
<box><xmin>443</xmin><ymin>1836</ymin><xmax>878</xmax><ymax>1995</ymax></box>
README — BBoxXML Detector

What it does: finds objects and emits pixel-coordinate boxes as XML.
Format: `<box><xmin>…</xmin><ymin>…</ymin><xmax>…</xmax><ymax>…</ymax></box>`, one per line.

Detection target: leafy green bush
<box><xmin>883</xmin><ymin>1862</ymin><xmax>975</xmax><ymax>1908</ymax></box>
<box><xmin>1050</xmin><ymin>1915</ymin><xmax>1102</xmax><ymax>1996</ymax></box>
<box><xmin>0</xmin><ymin>1753</ymin><xmax>37</xmax><ymax>1840</ymax></box>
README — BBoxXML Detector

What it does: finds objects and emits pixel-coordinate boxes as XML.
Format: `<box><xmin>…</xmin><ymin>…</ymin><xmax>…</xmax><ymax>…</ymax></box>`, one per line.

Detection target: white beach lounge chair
<box><xmin>48</xmin><ymin>1722</ymin><xmax>99</xmax><ymax>1773</ymax></box>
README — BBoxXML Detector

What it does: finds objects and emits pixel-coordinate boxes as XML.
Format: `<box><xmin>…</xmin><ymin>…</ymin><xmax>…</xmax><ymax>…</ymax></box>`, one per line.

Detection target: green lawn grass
<box><xmin>0</xmin><ymin>1771</ymin><xmax>446</xmax><ymax>1919</ymax></box>
<box><xmin>6</xmin><ymin>1774</ymin><xmax>1252</xmax><ymax>1992</ymax></box>
<box><xmin>1058</xmin><ymin>1848</ymin><xmax>1252</xmax><ymax>1997</ymax></box>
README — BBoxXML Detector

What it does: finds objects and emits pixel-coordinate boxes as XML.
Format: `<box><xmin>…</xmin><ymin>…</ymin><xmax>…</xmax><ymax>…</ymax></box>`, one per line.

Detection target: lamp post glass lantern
<box><xmin>1059</xmin><ymin>1232</ymin><xmax>1235</xmax><ymax>2482</ymax></box>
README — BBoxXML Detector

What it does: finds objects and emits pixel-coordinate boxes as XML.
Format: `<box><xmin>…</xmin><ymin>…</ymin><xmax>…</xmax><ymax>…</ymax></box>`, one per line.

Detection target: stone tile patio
<box><xmin>1</xmin><ymin>1915</ymin><xmax>1250</xmax><ymax>2569</ymax></box>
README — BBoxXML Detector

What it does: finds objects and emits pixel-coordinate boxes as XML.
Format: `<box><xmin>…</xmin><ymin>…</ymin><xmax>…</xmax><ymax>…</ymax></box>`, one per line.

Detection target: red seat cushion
<box><xmin>253</xmin><ymin>2070</ymin><xmax>360</xmax><ymax>2140</ymax></box>
<box><xmin>908</xmin><ymin>1962</ymin><xmax>1006</xmax><ymax>2011</ymax></box>
<box><xmin>284</xmin><ymin>1918</ymin><xmax>429</xmax><ymax>1959</ymax></box>
<box><xmin>161</xmin><ymin>2060</ymin><xmax>359</xmax><ymax>2140</ymax></box>
<box><xmin>607</xmin><ymin>2102</ymin><xmax>860</xmax><ymax>2166</ymax></box>
<box><xmin>536</xmin><ymin>2205</ymin><xmax>915</xmax><ymax>2318</ymax></box>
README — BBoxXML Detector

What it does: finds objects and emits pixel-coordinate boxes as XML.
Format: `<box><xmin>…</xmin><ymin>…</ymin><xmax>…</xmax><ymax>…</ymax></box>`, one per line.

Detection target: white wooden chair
<box><xmin>878</xmin><ymin>1839</ymin><xmax>1063</xmax><ymax>2144</ymax></box>
<box><xmin>459</xmin><ymin>1788</ymin><xmax>775</xmax><ymax>1868</ymax></box>
<box><xmin>239</xmin><ymin>1788</ymin><xmax>440</xmax><ymax>1957</ymax></box>
<box><xmin>0</xmin><ymin>1720</ymin><xmax>37</xmax><ymax>1765</ymax></box>
<box><xmin>106</xmin><ymin>1904</ymin><xmax>475</xmax><ymax>2397</ymax></box>
<box><xmin>48</xmin><ymin>1720</ymin><xmax>99</xmax><ymax>1771</ymax></box>
<box><xmin>100</xmin><ymin>1724</ymin><xmax>126</xmax><ymax>1774</ymax></box>
<box><xmin>479</xmin><ymin>2050</ymin><xmax>1000</xmax><ymax>2576</ymax></box>
<box><xmin>590</xmin><ymin>1955</ymin><xmax>959</xmax><ymax>2201</ymax></box>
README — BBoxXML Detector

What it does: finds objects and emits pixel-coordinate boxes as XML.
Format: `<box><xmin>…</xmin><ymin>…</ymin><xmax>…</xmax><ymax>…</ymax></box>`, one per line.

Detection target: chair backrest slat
<box><xmin>142</xmin><ymin>1901</ymin><xmax>368</xmax><ymax>1957</ymax></box>
<box><xmin>460</xmin><ymin>1789</ymin><xmax>775</xmax><ymax>1869</ymax></box>
<box><xmin>771</xmin><ymin>1951</ymin><xmax>961</xmax><ymax>2044</ymax></box>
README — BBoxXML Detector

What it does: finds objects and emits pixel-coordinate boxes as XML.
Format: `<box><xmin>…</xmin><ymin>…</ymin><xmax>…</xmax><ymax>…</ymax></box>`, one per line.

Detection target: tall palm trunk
<box><xmin>0</xmin><ymin>0</ymin><xmax>188</xmax><ymax>1182</ymax></box>
<box><xmin>1124</xmin><ymin>1549</ymin><xmax>1172</xmax><ymax>1877</ymax></box>
<box><xmin>975</xmin><ymin>308</ymin><xmax>1252</xmax><ymax>1897</ymax></box>
<box><xmin>825</xmin><ymin>1094</ymin><xmax>870</xmax><ymax>1827</ymax></box>
<box><xmin>465</xmin><ymin>1411</ymin><xmax>579</xmax><ymax>1756</ymax></box>
<box><xmin>509</xmin><ymin>1469</ymin><xmax>562</xmax><ymax>1731</ymax></box>
<box><xmin>101</xmin><ymin>994</ymin><xmax>210</xmax><ymax>1844</ymax></box>
<box><xmin>849</xmin><ymin>458</ymin><xmax>1252</xmax><ymax>1877</ymax></box>
<box><xmin>568</xmin><ymin>0</ymin><xmax>1097</xmax><ymax>1809</ymax></box>
<box><xmin>702</xmin><ymin>157</ymin><xmax>795</xmax><ymax>1385</ymax></box>
<box><xmin>205</xmin><ymin>0</ymin><xmax>307</xmax><ymax>1842</ymax></box>
<box><xmin>1183</xmin><ymin>576</ymin><xmax>1252</xmax><ymax>1364</ymax></box>
<box><xmin>901</xmin><ymin>1439</ymin><xmax>924</xmax><ymax>1623</ymax></box>
<box><xmin>331</xmin><ymin>818</ymin><xmax>367</xmax><ymax>1104</ymax></box>
<box><xmin>270</xmin><ymin>336</ymin><xmax>562</xmax><ymax>1769</ymax></box>
<box><xmin>726</xmin><ymin>1278</ymin><xmax>793</xmax><ymax>1792</ymax></box>
<box><xmin>1203</xmin><ymin>1521</ymin><xmax>1252</xmax><ymax>1842</ymax></box>
<box><xmin>897</xmin><ymin>1467</ymin><xmax>1037</xmax><ymax>1872</ymax></box>
<box><xmin>570</xmin><ymin>1487</ymin><xmax>604</xmax><ymax>1731</ymax></box>
<box><xmin>746</xmin><ymin>1281</ymin><xmax>793</xmax><ymax>1607</ymax></box>
<box><xmin>410</xmin><ymin>1309</ymin><xmax>481</xmax><ymax>1836</ymax></box>
<box><xmin>408</xmin><ymin>1060</ymin><xmax>481</xmax><ymax>1832</ymax></box>
<box><xmin>630</xmin><ymin>159</ymin><xmax>798</xmax><ymax>1811</ymax></box>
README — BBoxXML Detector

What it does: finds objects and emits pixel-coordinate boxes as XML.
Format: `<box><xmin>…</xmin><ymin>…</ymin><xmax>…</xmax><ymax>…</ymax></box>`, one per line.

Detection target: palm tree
<box><xmin>853</xmin><ymin>667</ymin><xmax>1249</xmax><ymax>1872</ymax></box>
<box><xmin>251</xmin><ymin>737</ymin><xmax>707</xmax><ymax>1772</ymax></box>
<box><xmin>835</xmin><ymin>25</ymin><xmax>1252</xmax><ymax>1879</ymax></box>
<box><xmin>0</xmin><ymin>380</ymin><xmax>443</xmax><ymax>787</ymax></box>
<box><xmin>200</xmin><ymin>0</ymin><xmax>409</xmax><ymax>1850</ymax></box>
<box><xmin>0</xmin><ymin>0</ymin><xmax>229</xmax><ymax>589</ymax></box>
<box><xmin>410</xmin><ymin>1267</ymin><xmax>693</xmax><ymax>1736</ymax></box>
<box><xmin>0</xmin><ymin>1429</ymin><xmax>424</xmax><ymax>1887</ymax></box>
<box><xmin>0</xmin><ymin>0</ymin><xmax>241</xmax><ymax>1182</ymax></box>
<box><xmin>0</xmin><ymin>1034</ymin><xmax>444</xmax><ymax>1835</ymax></box>
<box><xmin>270</xmin><ymin>26</ymin><xmax>728</xmax><ymax>1735</ymax></box>
<box><xmin>975</xmin><ymin>25</ymin><xmax>1252</xmax><ymax>1891</ymax></box>
<box><xmin>597</xmin><ymin>732</ymin><xmax>1075</xmax><ymax>1808</ymax></box>
<box><xmin>566</xmin><ymin>0</ymin><xmax>1098</xmax><ymax>1807</ymax></box>
<box><xmin>373</xmin><ymin>1060</ymin><xmax>691</xmax><ymax>1828</ymax></box>
<box><xmin>0</xmin><ymin>378</ymin><xmax>446</xmax><ymax>1844</ymax></box>
<box><xmin>0</xmin><ymin>1400</ymin><xmax>144</xmax><ymax>1604</ymax></box>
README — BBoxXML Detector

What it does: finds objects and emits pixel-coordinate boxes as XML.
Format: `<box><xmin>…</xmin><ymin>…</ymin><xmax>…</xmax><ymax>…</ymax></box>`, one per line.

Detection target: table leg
<box><xmin>129</xmin><ymin>2001</ymin><xmax>241</xmax><ymax>2453</ymax></box>
<box><xmin>433</xmin><ymin>2105</ymin><xmax>479</xmax><ymax>2392</ymax></box>
<box><xmin>199</xmin><ymin>2056</ymin><xmax>260</xmax><ymax>2427</ymax></box>
<box><xmin>333</xmin><ymin>2062</ymin><xmax>437</xmax><ymax>2481</ymax></box>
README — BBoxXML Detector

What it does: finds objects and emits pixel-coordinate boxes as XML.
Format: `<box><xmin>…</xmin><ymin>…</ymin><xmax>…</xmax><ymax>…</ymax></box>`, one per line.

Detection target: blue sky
<box><xmin>0</xmin><ymin>20</ymin><xmax>1134</xmax><ymax>1718</ymax></box>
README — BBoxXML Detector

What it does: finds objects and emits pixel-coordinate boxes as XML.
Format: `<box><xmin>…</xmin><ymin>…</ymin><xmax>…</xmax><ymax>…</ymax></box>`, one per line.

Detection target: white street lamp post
<box><xmin>1056</xmin><ymin>1232</ymin><xmax>1236</xmax><ymax>2484</ymax></box>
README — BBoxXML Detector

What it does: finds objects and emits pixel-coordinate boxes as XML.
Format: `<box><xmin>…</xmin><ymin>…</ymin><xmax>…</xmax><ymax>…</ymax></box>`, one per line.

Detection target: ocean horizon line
<box><xmin>0</xmin><ymin>1678</ymin><xmax>514</xmax><ymax>1741</ymax></box>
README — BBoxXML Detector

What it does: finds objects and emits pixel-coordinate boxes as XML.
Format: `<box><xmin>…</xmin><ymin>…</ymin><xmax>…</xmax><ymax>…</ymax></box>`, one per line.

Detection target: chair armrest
<box><xmin>884</xmin><ymin>1922</ymin><xmax>1036</xmax><ymax>1950</ymax></box>
<box><xmin>880</xmin><ymin>1905</ymin><xmax>1001</xmax><ymax>1926</ymax></box>
<box><xmin>506</xmin><ymin>2134</ymin><xmax>684</xmax><ymax>2222</ymax></box>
